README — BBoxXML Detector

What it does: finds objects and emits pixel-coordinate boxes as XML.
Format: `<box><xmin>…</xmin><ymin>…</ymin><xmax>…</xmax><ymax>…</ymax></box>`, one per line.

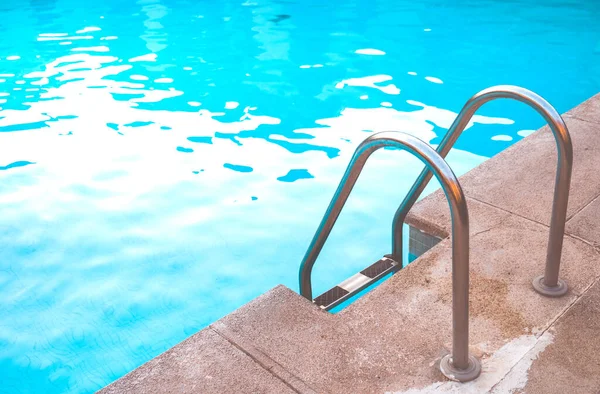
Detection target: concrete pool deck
<box><xmin>100</xmin><ymin>92</ymin><xmax>600</xmax><ymax>393</ymax></box>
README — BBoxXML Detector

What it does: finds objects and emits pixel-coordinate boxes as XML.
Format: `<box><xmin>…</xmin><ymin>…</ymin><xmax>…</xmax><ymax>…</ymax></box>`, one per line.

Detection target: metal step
<box><xmin>313</xmin><ymin>256</ymin><xmax>400</xmax><ymax>311</ymax></box>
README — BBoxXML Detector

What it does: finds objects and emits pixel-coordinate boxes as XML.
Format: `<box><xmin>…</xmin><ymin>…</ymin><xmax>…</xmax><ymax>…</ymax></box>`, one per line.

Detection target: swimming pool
<box><xmin>0</xmin><ymin>0</ymin><xmax>599</xmax><ymax>392</ymax></box>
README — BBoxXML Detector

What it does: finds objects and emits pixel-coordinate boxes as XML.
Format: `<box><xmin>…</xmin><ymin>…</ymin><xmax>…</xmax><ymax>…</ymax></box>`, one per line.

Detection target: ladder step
<box><xmin>361</xmin><ymin>257</ymin><xmax>398</xmax><ymax>278</ymax></box>
<box><xmin>313</xmin><ymin>286</ymin><xmax>349</xmax><ymax>309</ymax></box>
<box><xmin>314</xmin><ymin>256</ymin><xmax>400</xmax><ymax>311</ymax></box>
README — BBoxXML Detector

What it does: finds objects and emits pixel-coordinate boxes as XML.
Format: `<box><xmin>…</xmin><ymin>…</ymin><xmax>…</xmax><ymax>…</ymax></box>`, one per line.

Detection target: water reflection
<box><xmin>139</xmin><ymin>0</ymin><xmax>169</xmax><ymax>53</ymax></box>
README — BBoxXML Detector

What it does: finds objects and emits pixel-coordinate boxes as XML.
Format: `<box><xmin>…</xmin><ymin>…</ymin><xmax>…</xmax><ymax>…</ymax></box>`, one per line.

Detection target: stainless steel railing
<box><xmin>391</xmin><ymin>86</ymin><xmax>573</xmax><ymax>297</ymax></box>
<box><xmin>298</xmin><ymin>131</ymin><xmax>481</xmax><ymax>382</ymax></box>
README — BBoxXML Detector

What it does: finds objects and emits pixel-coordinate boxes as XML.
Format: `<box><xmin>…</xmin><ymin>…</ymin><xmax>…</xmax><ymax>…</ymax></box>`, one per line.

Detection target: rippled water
<box><xmin>1</xmin><ymin>0</ymin><xmax>599</xmax><ymax>392</ymax></box>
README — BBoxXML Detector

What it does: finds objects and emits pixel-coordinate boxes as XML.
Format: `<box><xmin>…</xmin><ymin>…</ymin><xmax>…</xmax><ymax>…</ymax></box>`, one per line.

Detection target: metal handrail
<box><xmin>391</xmin><ymin>85</ymin><xmax>573</xmax><ymax>297</ymax></box>
<box><xmin>299</xmin><ymin>131</ymin><xmax>481</xmax><ymax>382</ymax></box>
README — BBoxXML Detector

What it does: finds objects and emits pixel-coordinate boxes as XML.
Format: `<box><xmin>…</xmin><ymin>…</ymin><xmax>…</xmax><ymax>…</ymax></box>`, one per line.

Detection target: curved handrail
<box><xmin>391</xmin><ymin>85</ymin><xmax>573</xmax><ymax>297</ymax></box>
<box><xmin>298</xmin><ymin>131</ymin><xmax>480</xmax><ymax>381</ymax></box>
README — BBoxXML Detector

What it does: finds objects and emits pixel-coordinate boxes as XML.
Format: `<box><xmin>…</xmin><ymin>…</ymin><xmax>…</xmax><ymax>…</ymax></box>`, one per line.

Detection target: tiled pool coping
<box><xmin>100</xmin><ymin>92</ymin><xmax>600</xmax><ymax>393</ymax></box>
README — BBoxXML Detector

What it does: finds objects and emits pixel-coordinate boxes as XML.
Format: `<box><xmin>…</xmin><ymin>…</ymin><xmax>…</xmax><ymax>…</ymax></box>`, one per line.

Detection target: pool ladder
<box><xmin>298</xmin><ymin>85</ymin><xmax>573</xmax><ymax>382</ymax></box>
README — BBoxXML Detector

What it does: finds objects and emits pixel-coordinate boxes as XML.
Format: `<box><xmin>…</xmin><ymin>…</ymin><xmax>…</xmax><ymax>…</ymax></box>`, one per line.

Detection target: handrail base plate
<box><xmin>532</xmin><ymin>275</ymin><xmax>568</xmax><ymax>297</ymax></box>
<box><xmin>440</xmin><ymin>354</ymin><xmax>481</xmax><ymax>382</ymax></box>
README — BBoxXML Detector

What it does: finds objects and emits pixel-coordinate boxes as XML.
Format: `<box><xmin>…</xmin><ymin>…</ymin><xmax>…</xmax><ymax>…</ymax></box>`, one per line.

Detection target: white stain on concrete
<box><xmin>389</xmin><ymin>333</ymin><xmax>554</xmax><ymax>394</ymax></box>
<box><xmin>490</xmin><ymin>331</ymin><xmax>554</xmax><ymax>393</ymax></box>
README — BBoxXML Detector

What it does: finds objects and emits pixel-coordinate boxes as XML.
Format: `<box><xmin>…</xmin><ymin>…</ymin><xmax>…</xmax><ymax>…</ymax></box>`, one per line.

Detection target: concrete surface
<box><xmin>520</xmin><ymin>279</ymin><xmax>600</xmax><ymax>394</ymax></box>
<box><xmin>100</xmin><ymin>92</ymin><xmax>600</xmax><ymax>393</ymax></box>
<box><xmin>565</xmin><ymin>92</ymin><xmax>600</xmax><ymax>125</ymax></box>
<box><xmin>566</xmin><ymin>195</ymin><xmax>600</xmax><ymax>247</ymax></box>
<box><xmin>100</xmin><ymin>327</ymin><xmax>297</xmax><ymax>394</ymax></box>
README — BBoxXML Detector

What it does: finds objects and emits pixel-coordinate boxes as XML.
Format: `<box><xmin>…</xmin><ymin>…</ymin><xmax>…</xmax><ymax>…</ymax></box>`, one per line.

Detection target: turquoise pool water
<box><xmin>1</xmin><ymin>0</ymin><xmax>599</xmax><ymax>392</ymax></box>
